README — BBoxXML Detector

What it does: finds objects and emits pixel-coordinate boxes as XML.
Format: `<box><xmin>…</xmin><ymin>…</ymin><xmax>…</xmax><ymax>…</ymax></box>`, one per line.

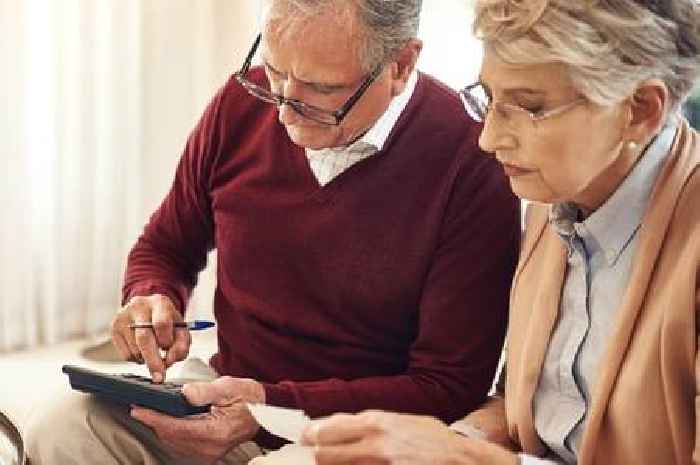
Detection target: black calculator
<box><xmin>62</xmin><ymin>364</ymin><xmax>210</xmax><ymax>417</ymax></box>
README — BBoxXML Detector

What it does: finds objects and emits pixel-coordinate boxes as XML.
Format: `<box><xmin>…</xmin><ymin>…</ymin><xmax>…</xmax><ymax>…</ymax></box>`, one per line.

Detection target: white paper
<box><xmin>249</xmin><ymin>444</ymin><xmax>315</xmax><ymax>465</ymax></box>
<box><xmin>247</xmin><ymin>403</ymin><xmax>312</xmax><ymax>443</ymax></box>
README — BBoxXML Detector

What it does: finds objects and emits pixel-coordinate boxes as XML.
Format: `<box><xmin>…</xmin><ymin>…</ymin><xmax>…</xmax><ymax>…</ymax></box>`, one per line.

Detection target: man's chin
<box><xmin>285</xmin><ymin>125</ymin><xmax>338</xmax><ymax>150</ymax></box>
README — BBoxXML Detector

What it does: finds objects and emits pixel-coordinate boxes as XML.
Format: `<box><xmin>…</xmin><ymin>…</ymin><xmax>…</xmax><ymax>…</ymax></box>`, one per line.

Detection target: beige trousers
<box><xmin>25</xmin><ymin>359</ymin><xmax>265</xmax><ymax>465</ymax></box>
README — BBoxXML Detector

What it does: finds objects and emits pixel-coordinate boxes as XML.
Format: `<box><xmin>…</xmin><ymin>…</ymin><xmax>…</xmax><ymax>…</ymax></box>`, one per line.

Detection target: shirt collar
<box><xmin>550</xmin><ymin>120</ymin><xmax>677</xmax><ymax>265</ymax></box>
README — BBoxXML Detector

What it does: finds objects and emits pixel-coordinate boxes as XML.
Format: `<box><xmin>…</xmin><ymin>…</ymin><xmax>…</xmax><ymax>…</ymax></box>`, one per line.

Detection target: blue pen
<box><xmin>128</xmin><ymin>320</ymin><xmax>216</xmax><ymax>331</ymax></box>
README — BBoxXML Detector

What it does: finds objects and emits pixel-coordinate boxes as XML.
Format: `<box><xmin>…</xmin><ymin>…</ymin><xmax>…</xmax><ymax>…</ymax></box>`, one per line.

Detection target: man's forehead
<box><xmin>261</xmin><ymin>15</ymin><xmax>367</xmax><ymax>79</ymax></box>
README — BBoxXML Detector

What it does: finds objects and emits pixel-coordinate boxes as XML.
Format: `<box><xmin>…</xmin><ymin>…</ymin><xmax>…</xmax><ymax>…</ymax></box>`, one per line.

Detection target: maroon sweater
<box><xmin>124</xmin><ymin>68</ymin><xmax>520</xmax><ymax>443</ymax></box>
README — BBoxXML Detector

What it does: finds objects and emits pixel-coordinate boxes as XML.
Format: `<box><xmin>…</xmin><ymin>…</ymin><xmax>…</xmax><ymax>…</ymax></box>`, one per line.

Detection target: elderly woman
<box><xmin>296</xmin><ymin>0</ymin><xmax>700</xmax><ymax>464</ymax></box>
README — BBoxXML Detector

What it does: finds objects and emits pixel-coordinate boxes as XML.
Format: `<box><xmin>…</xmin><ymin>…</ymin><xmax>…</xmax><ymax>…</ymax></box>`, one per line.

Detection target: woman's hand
<box><xmin>301</xmin><ymin>410</ymin><xmax>519</xmax><ymax>465</ymax></box>
<box><xmin>451</xmin><ymin>396</ymin><xmax>518</xmax><ymax>449</ymax></box>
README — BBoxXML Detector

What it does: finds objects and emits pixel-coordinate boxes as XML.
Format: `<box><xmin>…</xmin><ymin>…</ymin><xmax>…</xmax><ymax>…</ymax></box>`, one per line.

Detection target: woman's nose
<box><xmin>477</xmin><ymin>111</ymin><xmax>517</xmax><ymax>155</ymax></box>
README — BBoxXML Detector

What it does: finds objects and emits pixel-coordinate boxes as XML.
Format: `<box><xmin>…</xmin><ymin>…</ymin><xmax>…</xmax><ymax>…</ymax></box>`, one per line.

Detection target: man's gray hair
<box><xmin>263</xmin><ymin>0</ymin><xmax>422</xmax><ymax>71</ymax></box>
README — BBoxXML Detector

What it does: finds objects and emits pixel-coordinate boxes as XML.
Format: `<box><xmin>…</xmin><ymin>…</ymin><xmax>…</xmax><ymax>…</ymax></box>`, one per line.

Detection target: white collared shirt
<box><xmin>305</xmin><ymin>71</ymin><xmax>418</xmax><ymax>186</ymax></box>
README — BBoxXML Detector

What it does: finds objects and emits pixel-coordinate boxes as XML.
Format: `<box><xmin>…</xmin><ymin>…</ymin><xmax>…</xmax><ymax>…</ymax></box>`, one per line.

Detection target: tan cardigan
<box><xmin>505</xmin><ymin>120</ymin><xmax>700</xmax><ymax>465</ymax></box>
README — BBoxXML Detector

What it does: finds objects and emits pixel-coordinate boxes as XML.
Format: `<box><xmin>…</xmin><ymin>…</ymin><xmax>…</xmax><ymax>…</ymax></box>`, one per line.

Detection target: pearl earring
<box><xmin>627</xmin><ymin>141</ymin><xmax>639</xmax><ymax>152</ymax></box>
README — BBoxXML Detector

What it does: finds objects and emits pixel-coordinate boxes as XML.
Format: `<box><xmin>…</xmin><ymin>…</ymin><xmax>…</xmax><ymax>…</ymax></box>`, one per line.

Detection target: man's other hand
<box><xmin>130</xmin><ymin>376</ymin><xmax>265</xmax><ymax>464</ymax></box>
<box><xmin>111</xmin><ymin>293</ymin><xmax>191</xmax><ymax>382</ymax></box>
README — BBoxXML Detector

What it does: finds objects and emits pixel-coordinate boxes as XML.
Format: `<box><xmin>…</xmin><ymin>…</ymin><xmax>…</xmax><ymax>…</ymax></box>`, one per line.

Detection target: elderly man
<box><xmin>26</xmin><ymin>1</ymin><xmax>519</xmax><ymax>464</ymax></box>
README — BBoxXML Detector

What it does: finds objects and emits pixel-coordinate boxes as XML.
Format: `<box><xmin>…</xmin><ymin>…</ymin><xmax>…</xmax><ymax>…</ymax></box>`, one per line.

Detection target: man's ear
<box><xmin>623</xmin><ymin>79</ymin><xmax>669</xmax><ymax>146</ymax></box>
<box><xmin>389</xmin><ymin>38</ymin><xmax>423</xmax><ymax>96</ymax></box>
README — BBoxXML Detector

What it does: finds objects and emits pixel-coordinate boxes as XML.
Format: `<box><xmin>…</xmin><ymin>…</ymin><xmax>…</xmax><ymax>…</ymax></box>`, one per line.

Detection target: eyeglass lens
<box><xmin>237</xmin><ymin>74</ymin><xmax>340</xmax><ymax>125</ymax></box>
<box><xmin>461</xmin><ymin>85</ymin><xmax>489</xmax><ymax>122</ymax></box>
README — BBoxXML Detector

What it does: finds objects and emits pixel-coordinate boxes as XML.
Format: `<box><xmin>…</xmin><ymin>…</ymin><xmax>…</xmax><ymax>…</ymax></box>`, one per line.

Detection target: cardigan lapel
<box><xmin>578</xmin><ymin>121</ymin><xmax>698</xmax><ymax>464</ymax></box>
<box><xmin>512</xmin><ymin>203</ymin><xmax>548</xmax><ymax>286</ymax></box>
<box><xmin>514</xmin><ymin>209</ymin><xmax>568</xmax><ymax>452</ymax></box>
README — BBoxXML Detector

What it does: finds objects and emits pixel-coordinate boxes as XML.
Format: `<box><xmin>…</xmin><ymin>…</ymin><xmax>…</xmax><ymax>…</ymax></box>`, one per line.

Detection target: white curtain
<box><xmin>0</xmin><ymin>0</ymin><xmax>257</xmax><ymax>351</ymax></box>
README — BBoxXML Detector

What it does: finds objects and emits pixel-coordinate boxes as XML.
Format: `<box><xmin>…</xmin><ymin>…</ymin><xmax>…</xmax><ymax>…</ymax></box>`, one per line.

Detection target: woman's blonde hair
<box><xmin>473</xmin><ymin>0</ymin><xmax>700</xmax><ymax>110</ymax></box>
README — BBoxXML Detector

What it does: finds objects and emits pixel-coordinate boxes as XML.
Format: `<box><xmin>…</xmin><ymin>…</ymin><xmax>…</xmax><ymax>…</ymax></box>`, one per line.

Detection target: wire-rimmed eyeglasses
<box><xmin>234</xmin><ymin>34</ymin><xmax>383</xmax><ymax>126</ymax></box>
<box><xmin>459</xmin><ymin>82</ymin><xmax>586</xmax><ymax>126</ymax></box>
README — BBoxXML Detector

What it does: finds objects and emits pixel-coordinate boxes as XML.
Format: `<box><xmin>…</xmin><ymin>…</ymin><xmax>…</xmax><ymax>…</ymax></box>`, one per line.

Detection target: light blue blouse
<box><xmin>522</xmin><ymin>121</ymin><xmax>677</xmax><ymax>465</ymax></box>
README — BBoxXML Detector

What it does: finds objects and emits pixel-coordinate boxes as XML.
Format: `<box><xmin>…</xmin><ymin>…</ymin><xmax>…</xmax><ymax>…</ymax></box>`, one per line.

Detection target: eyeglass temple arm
<box><xmin>240</xmin><ymin>33</ymin><xmax>262</xmax><ymax>75</ymax></box>
<box><xmin>334</xmin><ymin>64</ymin><xmax>384</xmax><ymax>118</ymax></box>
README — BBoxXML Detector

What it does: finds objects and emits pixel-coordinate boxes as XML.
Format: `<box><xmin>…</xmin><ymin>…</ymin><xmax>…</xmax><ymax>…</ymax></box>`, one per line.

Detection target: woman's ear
<box><xmin>389</xmin><ymin>38</ymin><xmax>423</xmax><ymax>96</ymax></box>
<box><xmin>623</xmin><ymin>79</ymin><xmax>669</xmax><ymax>146</ymax></box>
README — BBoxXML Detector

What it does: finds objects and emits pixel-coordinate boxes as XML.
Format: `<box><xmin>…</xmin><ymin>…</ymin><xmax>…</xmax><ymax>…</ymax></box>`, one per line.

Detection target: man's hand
<box><xmin>131</xmin><ymin>376</ymin><xmax>265</xmax><ymax>464</ymax></box>
<box><xmin>111</xmin><ymin>294</ymin><xmax>191</xmax><ymax>382</ymax></box>
<box><xmin>301</xmin><ymin>410</ymin><xmax>519</xmax><ymax>465</ymax></box>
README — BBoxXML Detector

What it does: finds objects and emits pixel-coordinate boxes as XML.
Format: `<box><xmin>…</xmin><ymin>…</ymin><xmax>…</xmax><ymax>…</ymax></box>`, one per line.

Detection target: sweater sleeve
<box><xmin>121</xmin><ymin>84</ymin><xmax>228</xmax><ymax>313</ymax></box>
<box><xmin>260</xmin><ymin>150</ymin><xmax>520</xmax><ymax>442</ymax></box>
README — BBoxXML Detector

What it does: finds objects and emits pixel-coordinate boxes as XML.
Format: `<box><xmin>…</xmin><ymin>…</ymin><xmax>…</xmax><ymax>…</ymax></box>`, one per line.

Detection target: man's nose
<box><xmin>279</xmin><ymin>76</ymin><xmax>306</xmax><ymax>101</ymax></box>
<box><xmin>277</xmin><ymin>101</ymin><xmax>303</xmax><ymax>125</ymax></box>
<box><xmin>276</xmin><ymin>79</ymin><xmax>306</xmax><ymax>124</ymax></box>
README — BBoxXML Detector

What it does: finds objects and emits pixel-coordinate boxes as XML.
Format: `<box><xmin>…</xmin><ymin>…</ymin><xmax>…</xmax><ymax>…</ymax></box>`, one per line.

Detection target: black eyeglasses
<box><xmin>234</xmin><ymin>34</ymin><xmax>383</xmax><ymax>126</ymax></box>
